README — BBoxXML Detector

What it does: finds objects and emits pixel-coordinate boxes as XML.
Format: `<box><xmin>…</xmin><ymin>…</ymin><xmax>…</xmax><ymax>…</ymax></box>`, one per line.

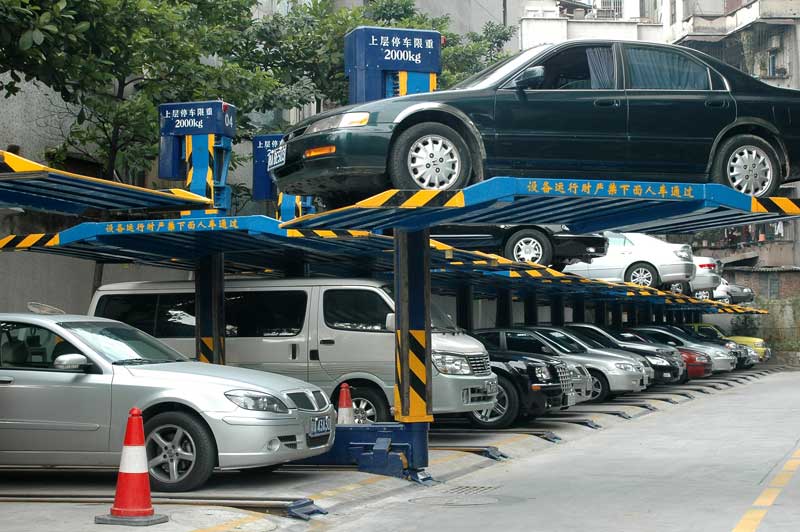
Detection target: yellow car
<box><xmin>685</xmin><ymin>323</ymin><xmax>770</xmax><ymax>361</ymax></box>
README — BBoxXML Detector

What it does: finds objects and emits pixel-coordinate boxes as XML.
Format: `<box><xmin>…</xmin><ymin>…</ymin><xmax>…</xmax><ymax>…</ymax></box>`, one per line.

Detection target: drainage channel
<box><xmin>0</xmin><ymin>494</ymin><xmax>326</xmax><ymax>521</ymax></box>
<box><xmin>430</xmin><ymin>428</ymin><xmax>563</xmax><ymax>444</ymax></box>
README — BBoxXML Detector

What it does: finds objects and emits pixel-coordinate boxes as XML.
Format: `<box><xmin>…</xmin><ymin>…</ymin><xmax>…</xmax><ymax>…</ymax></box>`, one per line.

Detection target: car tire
<box><xmin>588</xmin><ymin>370</ymin><xmax>610</xmax><ymax>403</ymax></box>
<box><xmin>712</xmin><ymin>134</ymin><xmax>782</xmax><ymax>197</ymax></box>
<box><xmin>669</xmin><ymin>281</ymin><xmax>690</xmax><ymax>295</ymax></box>
<box><xmin>694</xmin><ymin>290</ymin><xmax>712</xmax><ymax>300</ymax></box>
<box><xmin>468</xmin><ymin>375</ymin><xmax>520</xmax><ymax>429</ymax></box>
<box><xmin>503</xmin><ymin>228</ymin><xmax>554</xmax><ymax>265</ymax></box>
<box><xmin>625</xmin><ymin>262</ymin><xmax>659</xmax><ymax>288</ymax></box>
<box><xmin>144</xmin><ymin>411</ymin><xmax>216</xmax><ymax>492</ymax></box>
<box><xmin>345</xmin><ymin>385</ymin><xmax>390</xmax><ymax>423</ymax></box>
<box><xmin>388</xmin><ymin>122</ymin><xmax>472</xmax><ymax>191</ymax></box>
<box><xmin>718</xmin><ymin>297</ymin><xmax>731</xmax><ymax>304</ymax></box>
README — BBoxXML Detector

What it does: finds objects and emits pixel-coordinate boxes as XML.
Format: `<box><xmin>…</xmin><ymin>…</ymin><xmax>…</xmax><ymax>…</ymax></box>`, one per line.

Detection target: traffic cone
<box><xmin>337</xmin><ymin>383</ymin><xmax>356</xmax><ymax>425</ymax></box>
<box><xmin>96</xmin><ymin>407</ymin><xmax>168</xmax><ymax>526</ymax></box>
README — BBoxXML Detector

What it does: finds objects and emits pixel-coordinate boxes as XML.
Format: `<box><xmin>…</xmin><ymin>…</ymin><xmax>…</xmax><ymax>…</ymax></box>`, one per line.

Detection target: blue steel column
<box><xmin>195</xmin><ymin>253</ymin><xmax>225</xmax><ymax>364</ymax></box>
<box><xmin>394</xmin><ymin>229</ymin><xmax>433</xmax><ymax>429</ymax></box>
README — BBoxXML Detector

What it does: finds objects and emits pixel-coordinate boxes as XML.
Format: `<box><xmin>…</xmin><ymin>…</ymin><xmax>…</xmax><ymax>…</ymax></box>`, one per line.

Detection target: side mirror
<box><xmin>515</xmin><ymin>65</ymin><xmax>545</xmax><ymax>90</ymax></box>
<box><xmin>54</xmin><ymin>353</ymin><xmax>89</xmax><ymax>371</ymax></box>
<box><xmin>385</xmin><ymin>313</ymin><xmax>396</xmax><ymax>332</ymax></box>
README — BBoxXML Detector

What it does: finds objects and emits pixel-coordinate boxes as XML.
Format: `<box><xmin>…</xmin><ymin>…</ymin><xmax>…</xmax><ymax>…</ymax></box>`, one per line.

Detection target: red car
<box><xmin>679</xmin><ymin>348</ymin><xmax>713</xmax><ymax>381</ymax></box>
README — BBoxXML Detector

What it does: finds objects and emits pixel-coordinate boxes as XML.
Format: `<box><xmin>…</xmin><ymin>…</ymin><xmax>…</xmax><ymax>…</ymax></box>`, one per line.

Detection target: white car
<box><xmin>563</xmin><ymin>232</ymin><xmax>695</xmax><ymax>289</ymax></box>
<box><xmin>668</xmin><ymin>256</ymin><xmax>721</xmax><ymax>297</ymax></box>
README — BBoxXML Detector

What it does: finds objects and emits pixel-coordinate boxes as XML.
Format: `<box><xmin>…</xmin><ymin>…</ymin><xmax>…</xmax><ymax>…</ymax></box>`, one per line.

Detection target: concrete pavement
<box><xmin>313</xmin><ymin>370</ymin><xmax>800</xmax><ymax>532</ymax></box>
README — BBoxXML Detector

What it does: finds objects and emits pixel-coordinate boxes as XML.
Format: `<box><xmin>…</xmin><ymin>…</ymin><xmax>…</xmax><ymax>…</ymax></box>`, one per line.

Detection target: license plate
<box><xmin>310</xmin><ymin>416</ymin><xmax>330</xmax><ymax>436</ymax></box>
<box><xmin>267</xmin><ymin>145</ymin><xmax>287</xmax><ymax>171</ymax></box>
<box><xmin>663</xmin><ymin>372</ymin><xmax>671</xmax><ymax>378</ymax></box>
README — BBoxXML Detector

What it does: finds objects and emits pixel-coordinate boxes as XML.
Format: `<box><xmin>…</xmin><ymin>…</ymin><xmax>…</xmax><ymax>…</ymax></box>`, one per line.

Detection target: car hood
<box><xmin>726</xmin><ymin>336</ymin><xmax>764</xmax><ymax>344</ymax></box>
<box><xmin>291</xmin><ymin>103</ymin><xmax>362</xmax><ymax>129</ymax></box>
<box><xmin>123</xmin><ymin>361</ymin><xmax>315</xmax><ymax>393</ymax></box>
<box><xmin>583</xmin><ymin>347</ymin><xmax>645</xmax><ymax>363</ymax></box>
<box><xmin>487</xmin><ymin>349</ymin><xmax>560</xmax><ymax>366</ymax></box>
<box><xmin>434</xmin><ymin>331</ymin><xmax>487</xmax><ymax>355</ymax></box>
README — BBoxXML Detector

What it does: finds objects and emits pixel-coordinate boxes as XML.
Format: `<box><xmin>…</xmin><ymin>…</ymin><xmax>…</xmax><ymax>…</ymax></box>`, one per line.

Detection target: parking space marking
<box><xmin>307</xmin><ymin>474</ymin><xmax>386</xmax><ymax>501</ymax></box>
<box><xmin>732</xmin><ymin>509</ymin><xmax>768</xmax><ymax>532</ymax></box>
<box><xmin>488</xmin><ymin>434</ymin><xmax>533</xmax><ymax>448</ymax></box>
<box><xmin>732</xmin><ymin>445</ymin><xmax>800</xmax><ymax>531</ymax></box>
<box><xmin>191</xmin><ymin>512</ymin><xmax>265</xmax><ymax>532</ymax></box>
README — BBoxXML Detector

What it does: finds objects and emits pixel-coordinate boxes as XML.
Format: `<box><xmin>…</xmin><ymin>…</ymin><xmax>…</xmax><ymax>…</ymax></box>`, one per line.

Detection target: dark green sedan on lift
<box><xmin>271</xmin><ymin>39</ymin><xmax>800</xmax><ymax>205</ymax></box>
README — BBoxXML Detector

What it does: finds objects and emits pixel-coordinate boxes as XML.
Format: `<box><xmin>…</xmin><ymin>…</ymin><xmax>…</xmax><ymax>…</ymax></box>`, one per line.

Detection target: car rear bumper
<box><xmin>691</xmin><ymin>272</ymin><xmax>721</xmax><ymax>291</ymax></box>
<box><xmin>272</xmin><ymin>127</ymin><xmax>393</xmax><ymax>196</ymax></box>
<box><xmin>213</xmin><ymin>406</ymin><xmax>336</xmax><ymax>469</ymax></box>
<box><xmin>658</xmin><ymin>262</ymin><xmax>696</xmax><ymax>283</ymax></box>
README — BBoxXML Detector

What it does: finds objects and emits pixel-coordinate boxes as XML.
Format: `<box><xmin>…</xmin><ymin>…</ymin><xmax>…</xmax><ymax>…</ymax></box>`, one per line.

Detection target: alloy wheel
<box><xmin>589</xmin><ymin>375</ymin><xmax>604</xmax><ymax>401</ymax></box>
<box><xmin>352</xmin><ymin>398</ymin><xmax>377</xmax><ymax>424</ymax></box>
<box><xmin>474</xmin><ymin>385</ymin><xmax>508</xmax><ymax>423</ymax></box>
<box><xmin>727</xmin><ymin>145</ymin><xmax>774</xmax><ymax>197</ymax></box>
<box><xmin>407</xmin><ymin>135</ymin><xmax>461</xmax><ymax>190</ymax></box>
<box><xmin>695</xmin><ymin>290</ymin><xmax>711</xmax><ymax>300</ymax></box>
<box><xmin>146</xmin><ymin>424</ymin><xmax>197</xmax><ymax>484</ymax></box>
<box><xmin>513</xmin><ymin>237</ymin><xmax>544</xmax><ymax>263</ymax></box>
<box><xmin>669</xmin><ymin>282</ymin><xmax>685</xmax><ymax>294</ymax></box>
<box><xmin>630</xmin><ymin>268</ymin><xmax>654</xmax><ymax>287</ymax></box>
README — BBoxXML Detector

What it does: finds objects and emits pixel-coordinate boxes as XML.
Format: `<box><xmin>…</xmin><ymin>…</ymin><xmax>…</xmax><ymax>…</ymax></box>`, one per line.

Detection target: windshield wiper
<box><xmin>112</xmin><ymin>358</ymin><xmax>157</xmax><ymax>365</ymax></box>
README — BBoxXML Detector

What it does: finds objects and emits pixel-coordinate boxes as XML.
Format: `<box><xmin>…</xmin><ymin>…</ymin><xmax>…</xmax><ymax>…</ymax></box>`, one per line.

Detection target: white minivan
<box><xmin>89</xmin><ymin>278</ymin><xmax>498</xmax><ymax>422</ymax></box>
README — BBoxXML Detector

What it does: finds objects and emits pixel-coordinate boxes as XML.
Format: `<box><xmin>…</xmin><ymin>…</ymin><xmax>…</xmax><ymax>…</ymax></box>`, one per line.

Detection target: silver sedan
<box><xmin>0</xmin><ymin>314</ymin><xmax>335</xmax><ymax>491</ymax></box>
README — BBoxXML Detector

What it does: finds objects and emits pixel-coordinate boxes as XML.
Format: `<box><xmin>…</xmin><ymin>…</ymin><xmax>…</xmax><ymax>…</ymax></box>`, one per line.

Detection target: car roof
<box><xmin>0</xmin><ymin>313</ymin><xmax>118</xmax><ymax>325</ymax></box>
<box><xmin>96</xmin><ymin>277</ymin><xmax>387</xmax><ymax>292</ymax></box>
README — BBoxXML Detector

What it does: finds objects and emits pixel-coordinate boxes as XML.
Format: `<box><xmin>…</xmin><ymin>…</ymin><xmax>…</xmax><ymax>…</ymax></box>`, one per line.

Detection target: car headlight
<box><xmin>696</xmin><ymin>354</ymin><xmax>710</xmax><ymax>363</ymax></box>
<box><xmin>711</xmin><ymin>350</ymin><xmax>729</xmax><ymax>359</ymax></box>
<box><xmin>225</xmin><ymin>390</ymin><xmax>289</xmax><ymax>413</ymax></box>
<box><xmin>755</xmin><ymin>341</ymin><xmax>766</xmax><ymax>348</ymax></box>
<box><xmin>724</xmin><ymin>341</ymin><xmax>737</xmax><ymax>350</ymax></box>
<box><xmin>306</xmin><ymin>112</ymin><xmax>370</xmax><ymax>135</ymax></box>
<box><xmin>535</xmin><ymin>366</ymin><xmax>552</xmax><ymax>381</ymax></box>
<box><xmin>646</xmin><ymin>356</ymin><xmax>669</xmax><ymax>366</ymax></box>
<box><xmin>615</xmin><ymin>362</ymin><xmax>636</xmax><ymax>372</ymax></box>
<box><xmin>432</xmin><ymin>352</ymin><xmax>472</xmax><ymax>375</ymax></box>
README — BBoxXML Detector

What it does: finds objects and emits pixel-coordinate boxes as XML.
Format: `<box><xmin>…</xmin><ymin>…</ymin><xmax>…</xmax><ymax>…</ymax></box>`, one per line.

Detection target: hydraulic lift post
<box><xmin>195</xmin><ymin>254</ymin><xmax>226</xmax><ymax>364</ymax></box>
<box><xmin>551</xmin><ymin>295</ymin><xmax>565</xmax><ymax>327</ymax></box>
<box><xmin>456</xmin><ymin>284</ymin><xmax>475</xmax><ymax>331</ymax></box>
<box><xmin>523</xmin><ymin>291</ymin><xmax>539</xmax><ymax>326</ymax></box>
<box><xmin>496</xmin><ymin>288</ymin><xmax>513</xmax><ymax>327</ymax></box>
<box><xmin>572</xmin><ymin>295</ymin><xmax>586</xmax><ymax>323</ymax></box>
<box><xmin>654</xmin><ymin>305</ymin><xmax>665</xmax><ymax>324</ymax></box>
<box><xmin>611</xmin><ymin>303</ymin><xmax>623</xmax><ymax>329</ymax></box>
<box><xmin>594</xmin><ymin>301</ymin><xmax>607</xmax><ymax>326</ymax></box>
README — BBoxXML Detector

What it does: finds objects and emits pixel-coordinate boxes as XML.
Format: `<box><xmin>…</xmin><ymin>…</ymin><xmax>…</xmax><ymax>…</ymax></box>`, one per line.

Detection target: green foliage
<box><xmin>730</xmin><ymin>314</ymin><xmax>761</xmax><ymax>337</ymax></box>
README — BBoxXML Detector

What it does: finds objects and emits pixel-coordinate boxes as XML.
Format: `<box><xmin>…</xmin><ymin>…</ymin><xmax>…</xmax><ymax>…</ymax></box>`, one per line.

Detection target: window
<box><xmin>474</xmin><ymin>332</ymin><xmax>500</xmax><ymax>349</ymax></box>
<box><xmin>768</xmin><ymin>50</ymin><xmax>778</xmax><ymax>78</ymax></box>
<box><xmin>626</xmin><ymin>47</ymin><xmax>710</xmax><ymax>90</ymax></box>
<box><xmin>95</xmin><ymin>295</ymin><xmax>157</xmax><ymax>335</ymax></box>
<box><xmin>506</xmin><ymin>332</ymin><xmax>548</xmax><ymax>353</ymax></box>
<box><xmin>606</xmin><ymin>233</ymin><xmax>631</xmax><ymax>248</ymax></box>
<box><xmin>568</xmin><ymin>327</ymin><xmax>616</xmax><ymax>348</ymax></box>
<box><xmin>670</xmin><ymin>0</ymin><xmax>676</xmax><ymax>25</ymax></box>
<box><xmin>0</xmin><ymin>322</ymin><xmax>81</xmax><ymax>369</ymax></box>
<box><xmin>324</xmin><ymin>289</ymin><xmax>392</xmax><ymax>331</ymax></box>
<box><xmin>226</xmin><ymin>291</ymin><xmax>307</xmax><ymax>337</ymax></box>
<box><xmin>537</xmin><ymin>46</ymin><xmax>615</xmax><ymax>90</ymax></box>
<box><xmin>643</xmin><ymin>330</ymin><xmax>682</xmax><ymax>346</ymax></box>
<box><xmin>155</xmin><ymin>294</ymin><xmax>196</xmax><ymax>338</ymax></box>
<box><xmin>535</xmin><ymin>330</ymin><xmax>585</xmax><ymax>353</ymax></box>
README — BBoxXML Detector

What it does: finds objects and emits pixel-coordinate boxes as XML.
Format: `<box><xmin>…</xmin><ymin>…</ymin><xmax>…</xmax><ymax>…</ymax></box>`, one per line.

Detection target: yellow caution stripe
<box><xmin>286</xmin><ymin>229</ymin><xmax>371</xmax><ymax>238</ymax></box>
<box><xmin>394</xmin><ymin>329</ymin><xmax>433</xmax><ymax>423</ymax></box>
<box><xmin>357</xmin><ymin>189</ymin><xmax>465</xmax><ymax>208</ymax></box>
<box><xmin>0</xmin><ymin>233</ymin><xmax>59</xmax><ymax>250</ymax></box>
<box><xmin>752</xmin><ymin>196</ymin><xmax>800</xmax><ymax>215</ymax></box>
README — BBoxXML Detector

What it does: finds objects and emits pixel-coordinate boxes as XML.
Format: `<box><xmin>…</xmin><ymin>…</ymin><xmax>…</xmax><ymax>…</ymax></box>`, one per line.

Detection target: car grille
<box><xmin>466</xmin><ymin>353</ymin><xmax>492</xmax><ymax>376</ymax></box>
<box><xmin>288</xmin><ymin>391</ymin><xmax>322</xmax><ymax>411</ymax></box>
<box><xmin>278</xmin><ymin>435</ymin><xmax>298</xmax><ymax>450</ymax></box>
<box><xmin>554</xmin><ymin>363</ymin><xmax>574</xmax><ymax>394</ymax></box>
<box><xmin>312</xmin><ymin>391</ymin><xmax>328</xmax><ymax>409</ymax></box>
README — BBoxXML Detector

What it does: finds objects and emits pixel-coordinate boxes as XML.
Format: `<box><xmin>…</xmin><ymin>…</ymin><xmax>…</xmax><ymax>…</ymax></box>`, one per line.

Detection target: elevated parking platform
<box><xmin>284</xmin><ymin>177</ymin><xmax>800</xmax><ymax>233</ymax></box>
<box><xmin>0</xmin><ymin>151</ymin><xmax>212</xmax><ymax>217</ymax></box>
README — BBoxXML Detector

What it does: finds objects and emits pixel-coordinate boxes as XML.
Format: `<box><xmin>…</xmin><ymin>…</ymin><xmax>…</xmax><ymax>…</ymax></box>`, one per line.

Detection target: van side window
<box><xmin>95</xmin><ymin>295</ymin><xmax>157</xmax><ymax>335</ymax></box>
<box><xmin>506</xmin><ymin>332</ymin><xmax>547</xmax><ymax>353</ymax></box>
<box><xmin>323</xmin><ymin>289</ymin><xmax>392</xmax><ymax>331</ymax></box>
<box><xmin>155</xmin><ymin>294</ymin><xmax>196</xmax><ymax>338</ymax></box>
<box><xmin>226</xmin><ymin>291</ymin><xmax>307</xmax><ymax>337</ymax></box>
<box><xmin>474</xmin><ymin>332</ymin><xmax>500</xmax><ymax>349</ymax></box>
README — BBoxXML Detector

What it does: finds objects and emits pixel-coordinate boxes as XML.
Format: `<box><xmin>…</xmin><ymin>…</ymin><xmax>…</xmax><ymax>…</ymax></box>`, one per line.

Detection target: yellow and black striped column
<box><xmin>194</xmin><ymin>253</ymin><xmax>226</xmax><ymax>364</ymax></box>
<box><xmin>0</xmin><ymin>233</ymin><xmax>59</xmax><ymax>250</ymax></box>
<box><xmin>393</xmin><ymin>229</ymin><xmax>433</xmax><ymax>423</ymax></box>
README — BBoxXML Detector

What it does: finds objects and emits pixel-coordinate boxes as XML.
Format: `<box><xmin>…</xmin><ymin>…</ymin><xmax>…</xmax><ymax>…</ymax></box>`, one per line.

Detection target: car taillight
<box><xmin>698</xmin><ymin>263</ymin><xmax>716</xmax><ymax>270</ymax></box>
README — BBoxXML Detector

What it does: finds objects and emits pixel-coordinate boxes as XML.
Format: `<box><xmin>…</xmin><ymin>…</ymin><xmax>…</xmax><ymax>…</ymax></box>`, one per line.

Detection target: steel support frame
<box><xmin>654</xmin><ymin>305</ymin><xmax>665</xmax><ymax>324</ymax></box>
<box><xmin>523</xmin><ymin>291</ymin><xmax>539</xmax><ymax>326</ymax></box>
<box><xmin>572</xmin><ymin>296</ymin><xmax>586</xmax><ymax>323</ymax></box>
<box><xmin>626</xmin><ymin>303</ymin><xmax>638</xmax><ymax>326</ymax></box>
<box><xmin>496</xmin><ymin>288</ymin><xmax>513</xmax><ymax>328</ymax></box>
<box><xmin>611</xmin><ymin>303</ymin><xmax>623</xmax><ymax>329</ymax></box>
<box><xmin>195</xmin><ymin>253</ymin><xmax>225</xmax><ymax>364</ymax></box>
<box><xmin>594</xmin><ymin>301</ymin><xmax>607</xmax><ymax>326</ymax></box>
<box><xmin>456</xmin><ymin>284</ymin><xmax>475</xmax><ymax>331</ymax></box>
<box><xmin>551</xmin><ymin>295</ymin><xmax>565</xmax><ymax>327</ymax></box>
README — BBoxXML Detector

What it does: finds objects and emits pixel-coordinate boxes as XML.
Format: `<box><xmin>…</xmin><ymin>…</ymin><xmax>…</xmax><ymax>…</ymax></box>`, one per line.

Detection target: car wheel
<box><xmin>712</xmin><ymin>134</ymin><xmax>782</xmax><ymax>197</ymax></box>
<box><xmin>588</xmin><ymin>370</ymin><xmax>610</xmax><ymax>403</ymax></box>
<box><xmin>718</xmin><ymin>297</ymin><xmax>731</xmax><ymax>304</ymax></box>
<box><xmin>625</xmin><ymin>262</ymin><xmax>659</xmax><ymax>288</ymax></box>
<box><xmin>345</xmin><ymin>386</ymin><xmax>390</xmax><ymax>424</ymax></box>
<box><xmin>388</xmin><ymin>122</ymin><xmax>472</xmax><ymax>191</ymax></box>
<box><xmin>669</xmin><ymin>282</ymin><xmax>690</xmax><ymax>294</ymax></box>
<box><xmin>468</xmin><ymin>375</ymin><xmax>519</xmax><ymax>429</ymax></box>
<box><xmin>694</xmin><ymin>290</ymin><xmax>711</xmax><ymax>300</ymax></box>
<box><xmin>503</xmin><ymin>228</ymin><xmax>554</xmax><ymax>265</ymax></box>
<box><xmin>144</xmin><ymin>411</ymin><xmax>216</xmax><ymax>492</ymax></box>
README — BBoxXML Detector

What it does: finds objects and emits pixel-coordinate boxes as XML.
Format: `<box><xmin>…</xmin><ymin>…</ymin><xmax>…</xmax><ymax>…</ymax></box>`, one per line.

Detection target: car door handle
<box><xmin>320</xmin><ymin>339</ymin><xmax>335</xmax><ymax>345</ymax></box>
<box><xmin>705</xmin><ymin>99</ymin><xmax>727</xmax><ymax>108</ymax></box>
<box><xmin>0</xmin><ymin>376</ymin><xmax>13</xmax><ymax>384</ymax></box>
<box><xmin>290</xmin><ymin>344</ymin><xmax>298</xmax><ymax>360</ymax></box>
<box><xmin>594</xmin><ymin>98</ymin><xmax>620</xmax><ymax>108</ymax></box>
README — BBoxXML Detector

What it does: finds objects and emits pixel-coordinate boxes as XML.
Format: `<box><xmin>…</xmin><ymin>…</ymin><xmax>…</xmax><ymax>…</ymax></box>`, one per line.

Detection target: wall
<box><xmin>519</xmin><ymin>17</ymin><xmax>663</xmax><ymax>48</ymax></box>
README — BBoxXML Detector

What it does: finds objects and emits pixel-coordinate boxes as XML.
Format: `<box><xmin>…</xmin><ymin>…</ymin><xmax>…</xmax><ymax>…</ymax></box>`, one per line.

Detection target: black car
<box><xmin>471</xmin><ymin>331</ymin><xmax>575</xmax><ymax>429</ymax></box>
<box><xmin>273</xmin><ymin>39</ymin><xmax>800</xmax><ymax>204</ymax></box>
<box><xmin>430</xmin><ymin>224</ymin><xmax>607</xmax><ymax>267</ymax></box>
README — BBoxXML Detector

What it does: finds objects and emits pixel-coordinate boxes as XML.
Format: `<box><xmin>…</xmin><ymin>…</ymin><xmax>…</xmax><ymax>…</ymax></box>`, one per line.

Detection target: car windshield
<box><xmin>450</xmin><ymin>44</ymin><xmax>552</xmax><ymax>90</ymax></box>
<box><xmin>382</xmin><ymin>285</ymin><xmax>458</xmax><ymax>331</ymax></box>
<box><xmin>60</xmin><ymin>321</ymin><xmax>187</xmax><ymax>364</ymax></box>
<box><xmin>564</xmin><ymin>328</ymin><xmax>605</xmax><ymax>349</ymax></box>
<box><xmin>613</xmin><ymin>330</ymin><xmax>649</xmax><ymax>343</ymax></box>
<box><xmin>535</xmin><ymin>329</ymin><xmax>586</xmax><ymax>353</ymax></box>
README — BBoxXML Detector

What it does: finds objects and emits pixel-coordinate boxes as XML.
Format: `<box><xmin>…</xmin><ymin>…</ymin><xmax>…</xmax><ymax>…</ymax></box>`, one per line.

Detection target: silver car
<box><xmin>528</xmin><ymin>327</ymin><xmax>647</xmax><ymax>402</ymax></box>
<box><xmin>632</xmin><ymin>326</ymin><xmax>736</xmax><ymax>373</ymax></box>
<box><xmin>0</xmin><ymin>314</ymin><xmax>336</xmax><ymax>492</ymax></box>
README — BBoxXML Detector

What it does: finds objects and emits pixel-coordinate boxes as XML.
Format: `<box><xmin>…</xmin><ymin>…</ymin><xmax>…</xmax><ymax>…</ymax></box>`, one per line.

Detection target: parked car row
<box><xmin>465</xmin><ymin>321</ymin><xmax>758</xmax><ymax>429</ymax></box>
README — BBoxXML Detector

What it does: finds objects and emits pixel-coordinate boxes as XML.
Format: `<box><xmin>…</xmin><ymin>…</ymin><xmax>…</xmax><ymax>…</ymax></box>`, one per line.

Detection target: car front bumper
<box><xmin>687</xmin><ymin>362</ymin><xmax>713</xmax><ymax>379</ymax></box>
<box><xmin>658</xmin><ymin>262</ymin><xmax>695</xmax><ymax>283</ymax></box>
<box><xmin>651</xmin><ymin>364</ymin><xmax>683</xmax><ymax>384</ymax></box>
<box><xmin>212</xmin><ymin>405</ymin><xmax>336</xmax><ymax>469</ymax></box>
<box><xmin>607</xmin><ymin>371</ymin><xmax>647</xmax><ymax>393</ymax></box>
<box><xmin>711</xmin><ymin>357</ymin><xmax>736</xmax><ymax>372</ymax></box>
<box><xmin>431</xmin><ymin>372</ymin><xmax>498</xmax><ymax>414</ymax></box>
<box><xmin>272</xmin><ymin>126</ymin><xmax>394</xmax><ymax>196</ymax></box>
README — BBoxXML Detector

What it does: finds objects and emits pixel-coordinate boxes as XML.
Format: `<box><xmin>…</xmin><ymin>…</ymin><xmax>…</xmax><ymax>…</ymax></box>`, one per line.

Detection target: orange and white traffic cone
<box><xmin>337</xmin><ymin>383</ymin><xmax>356</xmax><ymax>425</ymax></box>
<box><xmin>96</xmin><ymin>407</ymin><xmax>168</xmax><ymax>526</ymax></box>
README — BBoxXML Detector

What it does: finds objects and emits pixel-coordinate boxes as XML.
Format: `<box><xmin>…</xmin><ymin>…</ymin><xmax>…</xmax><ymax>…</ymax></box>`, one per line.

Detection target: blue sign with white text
<box><xmin>345</xmin><ymin>26</ymin><xmax>441</xmax><ymax>74</ymax></box>
<box><xmin>253</xmin><ymin>134</ymin><xmax>284</xmax><ymax>201</ymax></box>
<box><xmin>159</xmin><ymin>100</ymin><xmax>236</xmax><ymax>138</ymax></box>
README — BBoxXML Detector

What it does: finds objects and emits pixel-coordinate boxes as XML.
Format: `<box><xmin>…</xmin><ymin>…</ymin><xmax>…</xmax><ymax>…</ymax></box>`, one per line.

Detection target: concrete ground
<box><xmin>1</xmin><ymin>368</ymin><xmax>789</xmax><ymax>532</ymax></box>
<box><xmin>310</xmin><ymin>369</ymin><xmax>800</xmax><ymax>532</ymax></box>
